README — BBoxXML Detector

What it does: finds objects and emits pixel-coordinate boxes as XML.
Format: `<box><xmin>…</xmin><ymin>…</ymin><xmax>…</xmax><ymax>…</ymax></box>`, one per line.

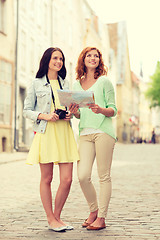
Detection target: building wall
<box><xmin>130</xmin><ymin>72</ymin><xmax>140</xmax><ymax>142</ymax></box>
<box><xmin>1</xmin><ymin>0</ymin><xmax>158</xmax><ymax>152</ymax></box>
<box><xmin>14</xmin><ymin>0</ymin><xmax>86</xmax><ymax>147</ymax></box>
<box><xmin>52</xmin><ymin>0</ymin><xmax>83</xmax><ymax>89</ymax></box>
<box><xmin>71</xmin><ymin>0</ymin><xmax>114</xmax><ymax>140</ymax></box>
<box><xmin>50</xmin><ymin>0</ymin><xmax>85</xmax><ymax>140</ymax></box>
<box><xmin>0</xmin><ymin>0</ymin><xmax>15</xmax><ymax>152</ymax></box>
<box><xmin>16</xmin><ymin>0</ymin><xmax>52</xmax><ymax>149</ymax></box>
<box><xmin>139</xmin><ymin>80</ymin><xmax>153</xmax><ymax>142</ymax></box>
<box><xmin>108</xmin><ymin>47</ymin><xmax>117</xmax><ymax>137</ymax></box>
<box><xmin>115</xmin><ymin>22</ymin><xmax>133</xmax><ymax>143</ymax></box>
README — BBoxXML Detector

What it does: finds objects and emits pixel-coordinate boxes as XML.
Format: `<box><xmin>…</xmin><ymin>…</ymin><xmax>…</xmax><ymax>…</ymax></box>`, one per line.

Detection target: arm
<box><xmin>87</xmin><ymin>104</ymin><xmax>114</xmax><ymax>117</ymax></box>
<box><xmin>103</xmin><ymin>78</ymin><xmax>117</xmax><ymax>117</ymax></box>
<box><xmin>88</xmin><ymin>78</ymin><xmax>117</xmax><ymax>117</ymax></box>
<box><xmin>23</xmin><ymin>80</ymin><xmax>59</xmax><ymax>122</ymax></box>
<box><xmin>37</xmin><ymin>112</ymin><xmax>59</xmax><ymax>121</ymax></box>
<box><xmin>23</xmin><ymin>80</ymin><xmax>41</xmax><ymax>122</ymax></box>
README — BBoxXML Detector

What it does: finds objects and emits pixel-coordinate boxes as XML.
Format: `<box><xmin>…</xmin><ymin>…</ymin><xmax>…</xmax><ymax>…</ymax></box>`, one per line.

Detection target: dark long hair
<box><xmin>36</xmin><ymin>47</ymin><xmax>66</xmax><ymax>79</ymax></box>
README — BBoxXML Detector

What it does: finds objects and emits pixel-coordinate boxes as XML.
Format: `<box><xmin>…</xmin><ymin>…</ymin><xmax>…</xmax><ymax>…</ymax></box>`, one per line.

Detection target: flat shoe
<box><xmin>86</xmin><ymin>224</ymin><xmax>106</xmax><ymax>230</ymax></box>
<box><xmin>65</xmin><ymin>225</ymin><xmax>74</xmax><ymax>230</ymax></box>
<box><xmin>82</xmin><ymin>215</ymin><xmax>97</xmax><ymax>228</ymax></box>
<box><xmin>48</xmin><ymin>224</ymin><xmax>66</xmax><ymax>232</ymax></box>
<box><xmin>82</xmin><ymin>219</ymin><xmax>91</xmax><ymax>228</ymax></box>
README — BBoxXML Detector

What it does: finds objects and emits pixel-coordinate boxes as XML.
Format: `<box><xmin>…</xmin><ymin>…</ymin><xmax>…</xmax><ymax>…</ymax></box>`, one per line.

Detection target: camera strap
<box><xmin>46</xmin><ymin>75</ymin><xmax>67</xmax><ymax>111</ymax></box>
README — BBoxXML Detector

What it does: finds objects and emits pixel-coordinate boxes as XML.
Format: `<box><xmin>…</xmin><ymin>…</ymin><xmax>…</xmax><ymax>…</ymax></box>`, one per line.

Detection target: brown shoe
<box><xmin>86</xmin><ymin>224</ymin><xmax>106</xmax><ymax>230</ymax></box>
<box><xmin>82</xmin><ymin>219</ymin><xmax>91</xmax><ymax>228</ymax></box>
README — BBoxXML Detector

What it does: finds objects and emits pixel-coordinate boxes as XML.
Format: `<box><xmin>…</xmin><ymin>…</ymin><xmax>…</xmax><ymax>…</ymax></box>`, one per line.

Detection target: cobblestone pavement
<box><xmin>0</xmin><ymin>143</ymin><xmax>160</xmax><ymax>240</ymax></box>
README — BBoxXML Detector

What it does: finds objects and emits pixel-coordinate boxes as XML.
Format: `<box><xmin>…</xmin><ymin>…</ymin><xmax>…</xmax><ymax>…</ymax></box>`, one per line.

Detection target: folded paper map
<box><xmin>57</xmin><ymin>89</ymin><xmax>95</xmax><ymax>108</ymax></box>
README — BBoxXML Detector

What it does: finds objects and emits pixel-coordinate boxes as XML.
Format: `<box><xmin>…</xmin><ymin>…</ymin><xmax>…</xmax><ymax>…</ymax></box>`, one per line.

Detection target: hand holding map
<box><xmin>57</xmin><ymin>89</ymin><xmax>95</xmax><ymax>108</ymax></box>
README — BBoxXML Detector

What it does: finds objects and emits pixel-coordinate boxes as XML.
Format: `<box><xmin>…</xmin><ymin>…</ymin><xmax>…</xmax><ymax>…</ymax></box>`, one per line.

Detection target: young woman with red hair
<box><xmin>69</xmin><ymin>47</ymin><xmax>117</xmax><ymax>230</ymax></box>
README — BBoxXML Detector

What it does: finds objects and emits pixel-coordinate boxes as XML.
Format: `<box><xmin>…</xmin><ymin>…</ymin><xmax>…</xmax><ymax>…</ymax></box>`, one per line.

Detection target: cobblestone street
<box><xmin>0</xmin><ymin>143</ymin><xmax>160</xmax><ymax>240</ymax></box>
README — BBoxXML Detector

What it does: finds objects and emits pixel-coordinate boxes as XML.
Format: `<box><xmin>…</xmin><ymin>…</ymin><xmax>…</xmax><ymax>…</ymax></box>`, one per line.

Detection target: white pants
<box><xmin>78</xmin><ymin>133</ymin><xmax>115</xmax><ymax>218</ymax></box>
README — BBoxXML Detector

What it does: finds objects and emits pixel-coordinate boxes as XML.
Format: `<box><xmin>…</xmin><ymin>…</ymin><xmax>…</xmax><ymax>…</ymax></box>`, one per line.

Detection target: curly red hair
<box><xmin>76</xmin><ymin>47</ymin><xmax>108</xmax><ymax>80</ymax></box>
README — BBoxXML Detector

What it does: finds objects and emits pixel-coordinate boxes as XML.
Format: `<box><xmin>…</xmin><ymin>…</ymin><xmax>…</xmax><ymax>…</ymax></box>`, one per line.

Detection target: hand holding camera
<box><xmin>38</xmin><ymin>112</ymin><xmax>59</xmax><ymax>122</ymax></box>
<box><xmin>55</xmin><ymin>109</ymin><xmax>68</xmax><ymax>119</ymax></box>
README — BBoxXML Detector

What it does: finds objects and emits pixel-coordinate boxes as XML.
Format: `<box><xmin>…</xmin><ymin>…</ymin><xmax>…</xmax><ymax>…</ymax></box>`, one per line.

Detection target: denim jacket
<box><xmin>23</xmin><ymin>75</ymin><xmax>69</xmax><ymax>133</ymax></box>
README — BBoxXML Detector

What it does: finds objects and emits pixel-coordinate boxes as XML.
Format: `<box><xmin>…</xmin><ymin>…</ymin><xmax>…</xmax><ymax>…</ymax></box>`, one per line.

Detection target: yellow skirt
<box><xmin>26</xmin><ymin>120</ymin><xmax>79</xmax><ymax>165</ymax></box>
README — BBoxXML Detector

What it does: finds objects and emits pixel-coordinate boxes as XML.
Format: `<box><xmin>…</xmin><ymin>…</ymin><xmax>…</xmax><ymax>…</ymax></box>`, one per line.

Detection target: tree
<box><xmin>145</xmin><ymin>61</ymin><xmax>160</xmax><ymax>108</ymax></box>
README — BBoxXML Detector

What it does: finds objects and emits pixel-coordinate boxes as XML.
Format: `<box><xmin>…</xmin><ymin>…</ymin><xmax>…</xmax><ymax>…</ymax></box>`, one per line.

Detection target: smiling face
<box><xmin>84</xmin><ymin>49</ymin><xmax>100</xmax><ymax>70</ymax></box>
<box><xmin>48</xmin><ymin>50</ymin><xmax>63</xmax><ymax>72</ymax></box>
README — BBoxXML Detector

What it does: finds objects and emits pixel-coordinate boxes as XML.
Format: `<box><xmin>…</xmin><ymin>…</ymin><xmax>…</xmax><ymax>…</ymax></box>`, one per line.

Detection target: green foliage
<box><xmin>145</xmin><ymin>61</ymin><xmax>160</xmax><ymax>108</ymax></box>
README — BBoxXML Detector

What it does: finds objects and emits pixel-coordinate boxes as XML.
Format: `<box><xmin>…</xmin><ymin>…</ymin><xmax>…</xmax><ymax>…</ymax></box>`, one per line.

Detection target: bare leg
<box><xmin>86</xmin><ymin>210</ymin><xmax>98</xmax><ymax>224</ymax></box>
<box><xmin>54</xmin><ymin>163</ymin><xmax>73</xmax><ymax>225</ymax></box>
<box><xmin>39</xmin><ymin>163</ymin><xmax>64</xmax><ymax>228</ymax></box>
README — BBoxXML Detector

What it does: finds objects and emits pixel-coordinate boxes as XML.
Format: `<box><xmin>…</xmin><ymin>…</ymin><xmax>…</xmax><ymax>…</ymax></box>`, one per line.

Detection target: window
<box><xmin>0</xmin><ymin>0</ymin><xmax>6</xmax><ymax>33</ymax></box>
<box><xmin>0</xmin><ymin>59</ymin><xmax>13</xmax><ymax>125</ymax></box>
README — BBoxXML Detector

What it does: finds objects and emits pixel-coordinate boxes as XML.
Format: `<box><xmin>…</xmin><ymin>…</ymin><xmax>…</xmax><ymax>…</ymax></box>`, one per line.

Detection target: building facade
<box><xmin>15</xmin><ymin>0</ymin><xmax>53</xmax><ymax>150</ymax></box>
<box><xmin>0</xmin><ymin>0</ymin><xmax>15</xmax><ymax>152</ymax></box>
<box><xmin>1</xmin><ymin>0</ymin><xmax>158</xmax><ymax>152</ymax></box>
<box><xmin>130</xmin><ymin>71</ymin><xmax>140</xmax><ymax>142</ymax></box>
<box><xmin>108</xmin><ymin>21</ymin><xmax>133</xmax><ymax>143</ymax></box>
<box><xmin>139</xmin><ymin>79</ymin><xmax>153</xmax><ymax>142</ymax></box>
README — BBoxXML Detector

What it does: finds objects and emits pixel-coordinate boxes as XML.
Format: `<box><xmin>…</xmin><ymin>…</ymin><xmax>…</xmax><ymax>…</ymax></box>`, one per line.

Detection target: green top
<box><xmin>73</xmin><ymin>75</ymin><xmax>117</xmax><ymax>140</ymax></box>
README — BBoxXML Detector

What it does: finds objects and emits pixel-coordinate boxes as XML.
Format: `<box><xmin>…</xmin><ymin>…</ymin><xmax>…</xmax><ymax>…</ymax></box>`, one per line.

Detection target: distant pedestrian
<box><xmin>69</xmin><ymin>47</ymin><xmax>117</xmax><ymax>230</ymax></box>
<box><xmin>151</xmin><ymin>129</ymin><xmax>156</xmax><ymax>144</ymax></box>
<box><xmin>130</xmin><ymin>136</ymin><xmax>135</xmax><ymax>143</ymax></box>
<box><xmin>23</xmin><ymin>47</ymin><xmax>79</xmax><ymax>232</ymax></box>
<box><xmin>143</xmin><ymin>138</ymin><xmax>147</xmax><ymax>143</ymax></box>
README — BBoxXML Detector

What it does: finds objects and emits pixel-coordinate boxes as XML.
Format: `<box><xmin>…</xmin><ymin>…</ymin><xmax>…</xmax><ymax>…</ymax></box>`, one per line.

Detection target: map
<box><xmin>57</xmin><ymin>89</ymin><xmax>95</xmax><ymax>108</ymax></box>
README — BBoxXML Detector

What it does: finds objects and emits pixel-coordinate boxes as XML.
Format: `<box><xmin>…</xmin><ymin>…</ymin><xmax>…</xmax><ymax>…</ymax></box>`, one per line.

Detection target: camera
<box><xmin>55</xmin><ymin>109</ymin><xmax>68</xmax><ymax>119</ymax></box>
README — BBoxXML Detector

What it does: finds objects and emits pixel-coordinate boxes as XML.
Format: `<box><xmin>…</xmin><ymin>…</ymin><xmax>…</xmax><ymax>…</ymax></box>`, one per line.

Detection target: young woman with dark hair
<box><xmin>23</xmin><ymin>47</ymin><xmax>79</xmax><ymax>232</ymax></box>
<box><xmin>36</xmin><ymin>47</ymin><xmax>66</xmax><ymax>79</ymax></box>
<box><xmin>69</xmin><ymin>47</ymin><xmax>117</xmax><ymax>230</ymax></box>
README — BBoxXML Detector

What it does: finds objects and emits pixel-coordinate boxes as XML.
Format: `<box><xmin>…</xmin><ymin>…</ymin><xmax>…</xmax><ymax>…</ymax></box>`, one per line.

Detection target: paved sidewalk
<box><xmin>0</xmin><ymin>152</ymin><xmax>28</xmax><ymax>165</ymax></box>
<box><xmin>0</xmin><ymin>143</ymin><xmax>160</xmax><ymax>240</ymax></box>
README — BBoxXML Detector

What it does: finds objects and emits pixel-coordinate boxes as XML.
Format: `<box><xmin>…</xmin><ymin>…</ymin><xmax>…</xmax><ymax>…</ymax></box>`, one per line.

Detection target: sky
<box><xmin>87</xmin><ymin>0</ymin><xmax>160</xmax><ymax>78</ymax></box>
